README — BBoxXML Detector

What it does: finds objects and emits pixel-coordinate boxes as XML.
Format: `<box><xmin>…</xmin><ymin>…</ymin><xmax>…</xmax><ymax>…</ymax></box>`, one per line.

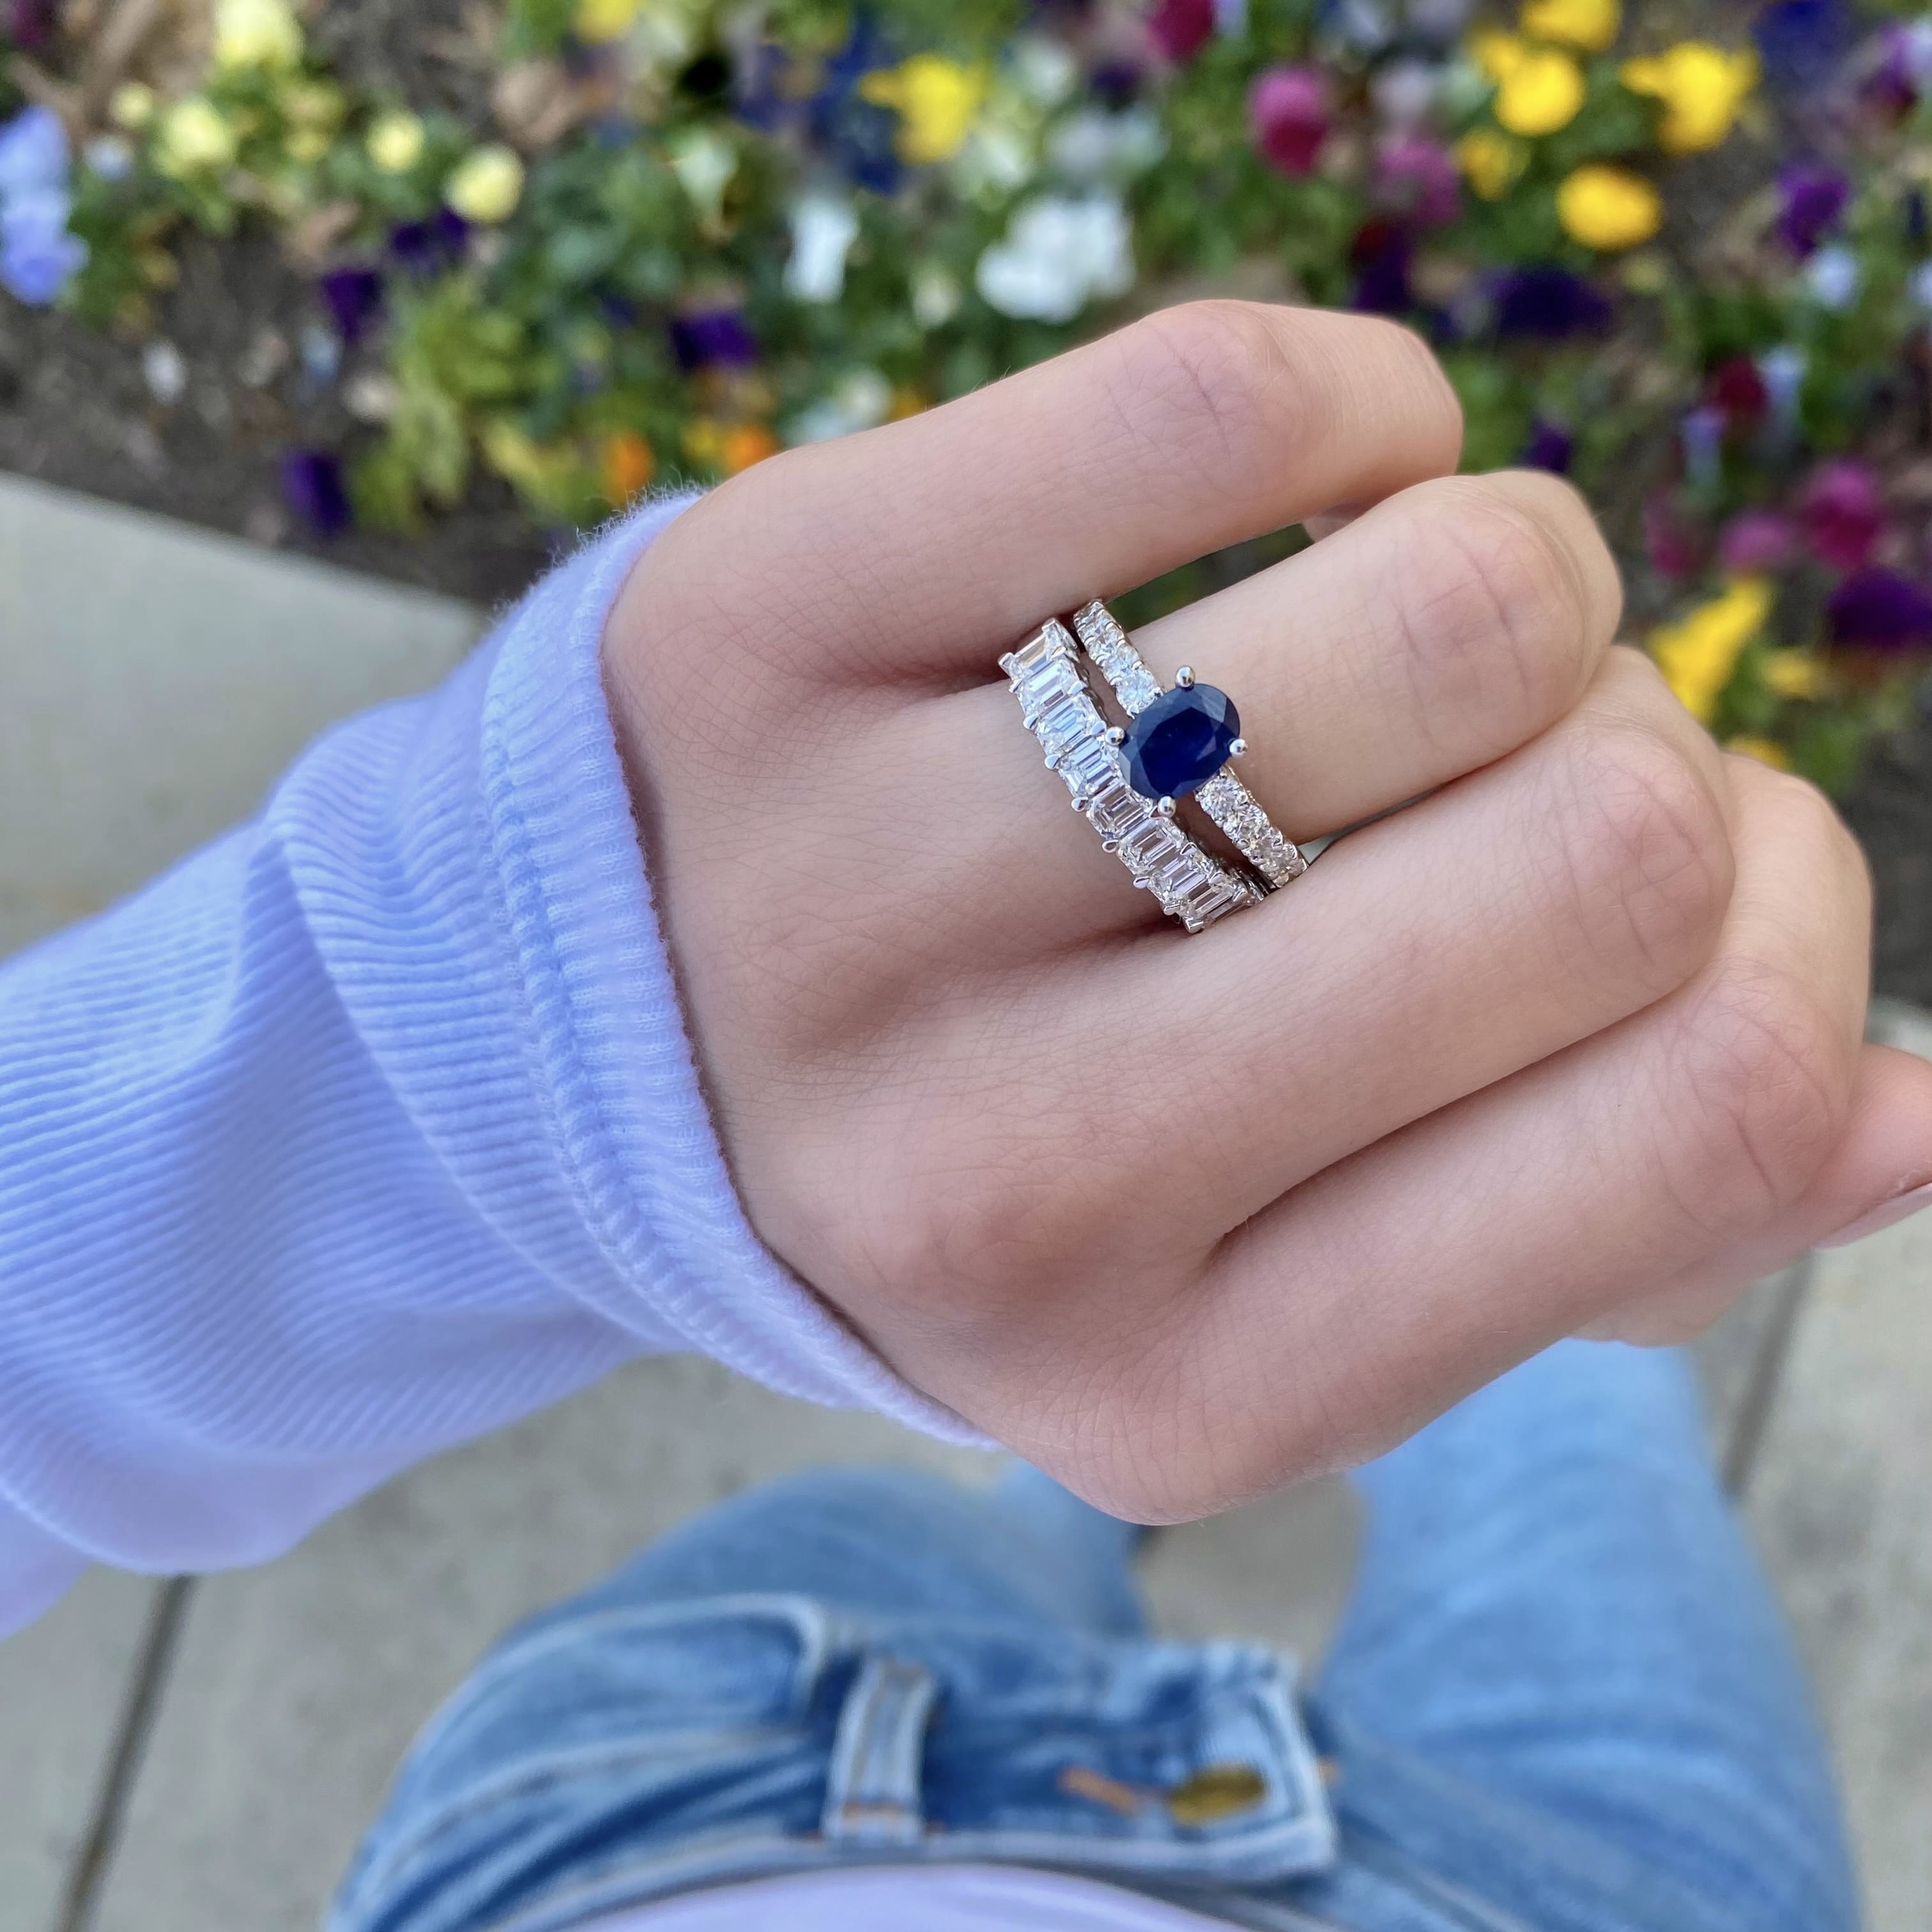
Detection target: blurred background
<box><xmin>2</xmin><ymin>3</ymin><xmax>1931</xmax><ymax>1929</ymax></box>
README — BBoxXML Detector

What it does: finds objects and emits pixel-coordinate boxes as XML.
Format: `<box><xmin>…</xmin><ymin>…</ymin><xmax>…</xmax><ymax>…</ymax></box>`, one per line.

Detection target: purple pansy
<box><xmin>1349</xmin><ymin>218</ymin><xmax>1412</xmax><ymax>315</ymax></box>
<box><xmin>1827</xmin><ymin>569</ymin><xmax>1932</xmax><ymax>651</ymax></box>
<box><xmin>808</xmin><ymin>17</ymin><xmax>904</xmax><ymax>194</ymax></box>
<box><xmin>0</xmin><ymin>103</ymin><xmax>68</xmax><ymax>198</ymax></box>
<box><xmin>282</xmin><ymin>449</ymin><xmax>354</xmax><ymax>537</ymax></box>
<box><xmin>0</xmin><ymin>105</ymin><xmax>85</xmax><ymax>307</ymax></box>
<box><xmin>6</xmin><ymin>1</ymin><xmax>57</xmax><ymax>50</ymax></box>
<box><xmin>390</xmin><ymin>209</ymin><xmax>470</xmax><ymax>276</ymax></box>
<box><xmin>1250</xmin><ymin>65</ymin><xmax>1331</xmax><ymax>176</ymax></box>
<box><xmin>670</xmin><ymin>308</ymin><xmax>758</xmax><ymax>371</ymax></box>
<box><xmin>1491</xmin><ymin>266</ymin><xmax>1611</xmax><ymax>340</ymax></box>
<box><xmin>1752</xmin><ymin>0</ymin><xmax>1852</xmax><ymax>96</ymax></box>
<box><xmin>1523</xmin><ymin>418</ymin><xmax>1574</xmax><ymax>474</ymax></box>
<box><xmin>1800</xmin><ymin>459</ymin><xmax>1885</xmax><ymax>572</ymax></box>
<box><xmin>319</xmin><ymin>266</ymin><xmax>385</xmax><ymax>344</ymax></box>
<box><xmin>1775</xmin><ymin>164</ymin><xmax>1851</xmax><ymax>257</ymax></box>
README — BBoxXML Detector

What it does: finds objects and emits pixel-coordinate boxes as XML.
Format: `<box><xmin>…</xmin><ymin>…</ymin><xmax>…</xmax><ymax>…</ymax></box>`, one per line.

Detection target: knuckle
<box><xmin>843</xmin><ymin>1108</ymin><xmax>1100</xmax><ymax>1317</ymax></box>
<box><xmin>1389</xmin><ymin>479</ymin><xmax>1598</xmax><ymax>751</ymax></box>
<box><xmin>1669</xmin><ymin>960</ymin><xmax>1852</xmax><ymax>1230</ymax></box>
<box><xmin>1112</xmin><ymin>300</ymin><xmax>1310</xmax><ymax>477</ymax></box>
<box><xmin>1548</xmin><ymin>719</ymin><xmax>1733</xmax><ymax>990</ymax></box>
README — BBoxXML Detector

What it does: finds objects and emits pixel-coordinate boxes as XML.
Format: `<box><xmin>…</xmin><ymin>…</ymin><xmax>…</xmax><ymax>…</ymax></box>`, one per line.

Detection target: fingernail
<box><xmin>1819</xmin><ymin>1178</ymin><xmax>1932</xmax><ymax>1250</ymax></box>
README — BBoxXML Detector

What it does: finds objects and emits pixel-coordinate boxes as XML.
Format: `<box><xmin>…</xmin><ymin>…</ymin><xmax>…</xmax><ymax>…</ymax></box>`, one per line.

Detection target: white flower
<box><xmin>976</xmin><ymin>194</ymin><xmax>1133</xmax><ymax>325</ymax></box>
<box><xmin>788</xmin><ymin>368</ymin><xmax>894</xmax><ymax>445</ymax></box>
<box><xmin>1047</xmin><ymin>107</ymin><xmax>1165</xmax><ymax>183</ymax></box>
<box><xmin>84</xmin><ymin>135</ymin><xmax>134</xmax><ymax>181</ymax></box>
<box><xmin>911</xmin><ymin>261</ymin><xmax>962</xmax><ymax>329</ymax></box>
<box><xmin>1805</xmin><ymin>244</ymin><xmax>1860</xmax><ymax>311</ymax></box>
<box><xmin>1757</xmin><ymin>345</ymin><xmax>1807</xmax><ymax>424</ymax></box>
<box><xmin>953</xmin><ymin>120</ymin><xmax>1036</xmax><ymax>200</ymax></box>
<box><xmin>1903</xmin><ymin>21</ymin><xmax>1932</xmax><ymax>88</ymax></box>
<box><xmin>785</xmin><ymin>191</ymin><xmax>859</xmax><ymax>304</ymax></box>
<box><xmin>1912</xmin><ymin>261</ymin><xmax>1932</xmax><ymax>314</ymax></box>
<box><xmin>142</xmin><ymin>341</ymin><xmax>187</xmax><ymax>405</ymax></box>
<box><xmin>1329</xmin><ymin>0</ymin><xmax>1393</xmax><ymax>55</ymax></box>
<box><xmin>1011</xmin><ymin>36</ymin><xmax>1079</xmax><ymax>107</ymax></box>
<box><xmin>666</xmin><ymin>127</ymin><xmax>737</xmax><ymax>223</ymax></box>
<box><xmin>1406</xmin><ymin>0</ymin><xmax>1473</xmax><ymax>42</ymax></box>
<box><xmin>1372</xmin><ymin>59</ymin><xmax>1441</xmax><ymax>128</ymax></box>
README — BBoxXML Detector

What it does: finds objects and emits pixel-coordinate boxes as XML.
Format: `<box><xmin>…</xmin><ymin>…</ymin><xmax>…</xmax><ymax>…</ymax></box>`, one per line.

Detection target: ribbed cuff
<box><xmin>480</xmin><ymin>497</ymin><xmax>990</xmax><ymax>1447</ymax></box>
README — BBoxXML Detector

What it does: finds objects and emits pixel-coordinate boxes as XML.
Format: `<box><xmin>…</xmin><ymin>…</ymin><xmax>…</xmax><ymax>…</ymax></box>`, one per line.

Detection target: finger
<box><xmin>1057</xmin><ymin>751</ymin><xmax>1878</xmax><ymax>1521</ymax></box>
<box><xmin>622</xmin><ymin>302</ymin><xmax>1462</xmax><ymax>686</ymax></box>
<box><xmin>1126</xmin><ymin>470</ymin><xmax>1621</xmax><ymax>841</ymax></box>
<box><xmin>1581</xmin><ymin>1040</ymin><xmax>1932</xmax><ymax>1344</ymax></box>
<box><xmin>868</xmin><ymin>649</ymin><xmax>1735</xmax><ymax>1312</ymax></box>
<box><xmin>861</xmin><ymin>470</ymin><xmax>1621</xmax><ymax>968</ymax></box>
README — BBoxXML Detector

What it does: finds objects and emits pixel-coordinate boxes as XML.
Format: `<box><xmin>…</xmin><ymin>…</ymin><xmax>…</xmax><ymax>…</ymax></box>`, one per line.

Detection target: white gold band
<box><xmin>1000</xmin><ymin>620</ymin><xmax>1259</xmax><ymax>934</ymax></box>
<box><xmin>1071</xmin><ymin>601</ymin><xmax>1308</xmax><ymax>893</ymax></box>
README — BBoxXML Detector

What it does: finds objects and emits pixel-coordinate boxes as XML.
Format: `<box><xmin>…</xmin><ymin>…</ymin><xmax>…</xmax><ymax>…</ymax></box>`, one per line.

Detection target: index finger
<box><xmin>628</xmin><ymin>301</ymin><xmax>1464</xmax><ymax>685</ymax></box>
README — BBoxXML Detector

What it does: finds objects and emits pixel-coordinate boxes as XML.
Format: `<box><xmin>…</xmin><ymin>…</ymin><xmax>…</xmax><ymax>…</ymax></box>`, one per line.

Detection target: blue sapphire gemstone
<box><xmin>1122</xmin><ymin>683</ymin><xmax>1241</xmax><ymax>801</ymax></box>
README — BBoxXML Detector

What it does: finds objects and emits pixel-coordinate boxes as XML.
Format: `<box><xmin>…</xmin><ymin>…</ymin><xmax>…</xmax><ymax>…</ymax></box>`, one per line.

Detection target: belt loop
<box><xmin>822</xmin><ymin>1655</ymin><xmax>938</xmax><ymax>1847</ymax></box>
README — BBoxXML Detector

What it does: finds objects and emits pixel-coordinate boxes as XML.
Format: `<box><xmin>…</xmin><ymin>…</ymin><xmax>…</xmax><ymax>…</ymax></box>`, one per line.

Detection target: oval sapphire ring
<box><xmin>1000</xmin><ymin>619</ymin><xmax>1259</xmax><ymax>933</ymax></box>
<box><xmin>1071</xmin><ymin>601</ymin><xmax>1307</xmax><ymax>892</ymax></box>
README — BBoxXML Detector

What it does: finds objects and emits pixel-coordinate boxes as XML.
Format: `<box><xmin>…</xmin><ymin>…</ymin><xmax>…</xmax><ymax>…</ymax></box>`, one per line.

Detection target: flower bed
<box><xmin>3</xmin><ymin>0</ymin><xmax>1932</xmax><ymax>795</ymax></box>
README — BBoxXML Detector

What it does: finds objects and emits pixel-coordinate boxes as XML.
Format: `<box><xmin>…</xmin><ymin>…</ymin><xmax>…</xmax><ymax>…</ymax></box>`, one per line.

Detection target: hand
<box><xmin>604</xmin><ymin>302</ymin><xmax>1932</xmax><ymax>1520</ymax></box>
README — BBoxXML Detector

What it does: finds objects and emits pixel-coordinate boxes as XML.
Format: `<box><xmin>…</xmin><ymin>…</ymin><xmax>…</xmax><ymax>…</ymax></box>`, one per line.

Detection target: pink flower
<box><xmin>1250</xmin><ymin>65</ymin><xmax>1332</xmax><ymax>176</ymax></box>
<box><xmin>1149</xmin><ymin>0</ymin><xmax>1217</xmax><ymax>63</ymax></box>
<box><xmin>1718</xmin><ymin>510</ymin><xmax>1799</xmax><ymax>575</ymax></box>
<box><xmin>1799</xmin><ymin>459</ymin><xmax>1885</xmax><ymax>571</ymax></box>
<box><xmin>1644</xmin><ymin>490</ymin><xmax>1705</xmax><ymax>581</ymax></box>
<box><xmin>1376</xmin><ymin>134</ymin><xmax>1460</xmax><ymax>227</ymax></box>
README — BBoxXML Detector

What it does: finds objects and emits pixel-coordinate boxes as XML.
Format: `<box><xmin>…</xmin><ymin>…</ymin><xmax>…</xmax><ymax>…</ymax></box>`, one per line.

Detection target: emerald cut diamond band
<box><xmin>1000</xmin><ymin>619</ymin><xmax>1259</xmax><ymax>934</ymax></box>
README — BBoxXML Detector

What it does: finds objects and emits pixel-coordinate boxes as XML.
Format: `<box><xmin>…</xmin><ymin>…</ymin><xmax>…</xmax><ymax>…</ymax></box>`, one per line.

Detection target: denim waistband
<box><xmin>327</xmin><ymin>1592</ymin><xmax>1340</xmax><ymax>1932</ymax></box>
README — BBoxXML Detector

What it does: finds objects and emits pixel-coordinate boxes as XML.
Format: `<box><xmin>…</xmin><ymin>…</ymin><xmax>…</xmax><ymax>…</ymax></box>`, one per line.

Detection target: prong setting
<box><xmin>1174</xmin><ymin>666</ymin><xmax>1195</xmax><ymax>689</ymax></box>
<box><xmin>1228</xmin><ymin>737</ymin><xmax>1248</xmax><ymax>758</ymax></box>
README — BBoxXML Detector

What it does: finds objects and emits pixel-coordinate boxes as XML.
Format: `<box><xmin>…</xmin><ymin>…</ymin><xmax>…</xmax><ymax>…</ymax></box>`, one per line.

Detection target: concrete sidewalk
<box><xmin>1</xmin><ymin>475</ymin><xmax>1927</xmax><ymax>1932</ymax></box>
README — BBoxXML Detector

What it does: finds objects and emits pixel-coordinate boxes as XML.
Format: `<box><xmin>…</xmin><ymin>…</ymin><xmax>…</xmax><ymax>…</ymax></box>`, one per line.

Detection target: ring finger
<box><xmin>895</xmin><ymin>464</ymin><xmax>1622</xmax><ymax>958</ymax></box>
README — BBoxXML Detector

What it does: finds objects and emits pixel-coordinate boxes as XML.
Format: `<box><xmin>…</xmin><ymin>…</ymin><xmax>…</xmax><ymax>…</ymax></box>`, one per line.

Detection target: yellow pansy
<box><xmin>1650</xmin><ymin>578</ymin><xmax>1774</xmax><ymax>724</ymax></box>
<box><xmin>859</xmin><ymin>56</ymin><xmax>990</xmax><ymax>165</ymax></box>
<box><xmin>1496</xmin><ymin>47</ymin><xmax>1588</xmax><ymax>135</ymax></box>
<box><xmin>367</xmin><ymin>111</ymin><xmax>427</xmax><ymax>174</ymax></box>
<box><xmin>575</xmin><ymin>0</ymin><xmax>643</xmax><ymax>42</ymax></box>
<box><xmin>1724</xmin><ymin>735</ymin><xmax>1791</xmax><ymax>770</ymax></box>
<box><xmin>1521</xmin><ymin>0</ymin><xmax>1621</xmax><ymax>53</ymax></box>
<box><xmin>1471</xmin><ymin>29</ymin><xmax>1529</xmax><ymax>79</ymax></box>
<box><xmin>446</xmin><ymin>145</ymin><xmax>526</xmax><ymax>224</ymax></box>
<box><xmin>1456</xmin><ymin>128</ymin><xmax>1526</xmax><ymax>200</ymax></box>
<box><xmin>1761</xmin><ymin>649</ymin><xmax>1827</xmax><ymax>700</ymax></box>
<box><xmin>1621</xmin><ymin>43</ymin><xmax>1758</xmax><ymax>154</ymax></box>
<box><xmin>214</xmin><ymin>0</ymin><xmax>303</xmax><ymax>72</ymax></box>
<box><xmin>110</xmin><ymin>82</ymin><xmax>157</xmax><ymax>130</ymax></box>
<box><xmin>154</xmin><ymin>97</ymin><xmax>240</xmax><ymax>178</ymax></box>
<box><xmin>1557</xmin><ymin>162</ymin><xmax>1662</xmax><ymax>250</ymax></box>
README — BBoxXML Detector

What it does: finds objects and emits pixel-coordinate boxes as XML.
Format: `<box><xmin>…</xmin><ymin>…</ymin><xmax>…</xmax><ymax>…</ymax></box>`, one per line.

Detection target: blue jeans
<box><xmin>328</xmin><ymin>1343</ymin><xmax>1858</xmax><ymax>1932</ymax></box>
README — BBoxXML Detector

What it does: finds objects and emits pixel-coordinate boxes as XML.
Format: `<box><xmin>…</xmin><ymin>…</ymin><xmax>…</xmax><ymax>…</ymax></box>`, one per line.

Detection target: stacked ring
<box><xmin>1000</xmin><ymin>620</ymin><xmax>1260</xmax><ymax>934</ymax></box>
<box><xmin>1071</xmin><ymin>601</ymin><xmax>1307</xmax><ymax>892</ymax></box>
